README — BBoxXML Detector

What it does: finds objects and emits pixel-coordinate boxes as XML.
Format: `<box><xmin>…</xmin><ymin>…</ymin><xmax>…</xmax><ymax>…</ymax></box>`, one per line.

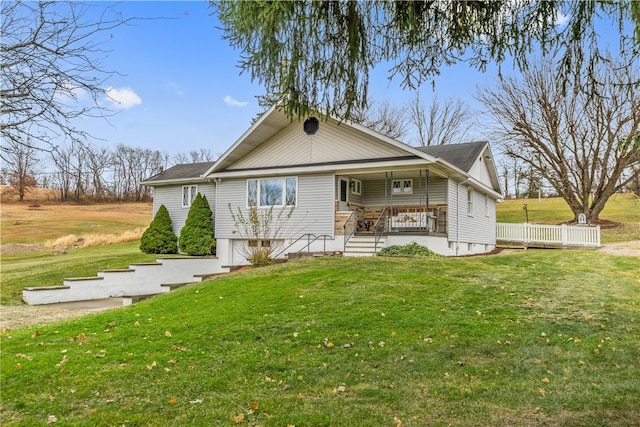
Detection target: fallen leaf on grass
<box><xmin>232</xmin><ymin>413</ymin><xmax>244</xmax><ymax>423</ymax></box>
<box><xmin>394</xmin><ymin>417</ymin><xmax>403</xmax><ymax>427</ymax></box>
<box><xmin>47</xmin><ymin>415</ymin><xmax>57</xmax><ymax>424</ymax></box>
<box><xmin>165</xmin><ymin>330</ymin><xmax>172</xmax><ymax>337</ymax></box>
<box><xmin>168</xmin><ymin>398</ymin><xmax>177</xmax><ymax>405</ymax></box>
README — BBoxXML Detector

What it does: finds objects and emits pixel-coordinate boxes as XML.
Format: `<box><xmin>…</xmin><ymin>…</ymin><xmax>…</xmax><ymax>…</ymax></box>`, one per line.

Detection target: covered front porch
<box><xmin>333</xmin><ymin>169</ymin><xmax>449</xmax><ymax>238</ymax></box>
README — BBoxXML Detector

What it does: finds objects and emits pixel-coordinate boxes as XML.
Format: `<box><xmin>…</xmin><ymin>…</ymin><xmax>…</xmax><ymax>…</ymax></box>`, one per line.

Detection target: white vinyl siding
<box><xmin>364</xmin><ymin>175</ymin><xmax>447</xmax><ymax>206</ymax></box>
<box><xmin>228</xmin><ymin>118</ymin><xmax>411</xmax><ymax>170</ymax></box>
<box><xmin>153</xmin><ymin>183</ymin><xmax>216</xmax><ymax>236</ymax></box>
<box><xmin>217</xmin><ymin>173</ymin><xmax>334</xmax><ymax>239</ymax></box>
<box><xmin>449</xmin><ymin>180</ymin><xmax>495</xmax><ymax>246</ymax></box>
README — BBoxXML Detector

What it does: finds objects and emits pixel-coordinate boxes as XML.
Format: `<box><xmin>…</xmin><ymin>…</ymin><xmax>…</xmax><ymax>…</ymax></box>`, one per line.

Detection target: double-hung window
<box><xmin>182</xmin><ymin>185</ymin><xmax>198</xmax><ymax>207</ymax></box>
<box><xmin>467</xmin><ymin>187</ymin><xmax>474</xmax><ymax>216</ymax></box>
<box><xmin>247</xmin><ymin>177</ymin><xmax>297</xmax><ymax>207</ymax></box>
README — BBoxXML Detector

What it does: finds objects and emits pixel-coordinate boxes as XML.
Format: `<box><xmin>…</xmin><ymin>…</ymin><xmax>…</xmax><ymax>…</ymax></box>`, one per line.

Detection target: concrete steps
<box><xmin>344</xmin><ymin>235</ymin><xmax>385</xmax><ymax>257</ymax></box>
<box><xmin>23</xmin><ymin>256</ymin><xmax>230</xmax><ymax>306</ymax></box>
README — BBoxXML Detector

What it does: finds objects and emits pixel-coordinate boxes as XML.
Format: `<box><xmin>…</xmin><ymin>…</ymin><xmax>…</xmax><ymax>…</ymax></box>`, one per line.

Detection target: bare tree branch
<box><xmin>477</xmin><ymin>54</ymin><xmax>640</xmax><ymax>222</ymax></box>
<box><xmin>1</xmin><ymin>1</ymin><xmax>135</xmax><ymax>150</ymax></box>
<box><xmin>409</xmin><ymin>93</ymin><xmax>472</xmax><ymax>146</ymax></box>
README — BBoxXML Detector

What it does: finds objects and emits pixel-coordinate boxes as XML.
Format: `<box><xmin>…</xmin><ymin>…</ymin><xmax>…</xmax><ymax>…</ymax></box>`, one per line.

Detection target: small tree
<box><xmin>140</xmin><ymin>205</ymin><xmax>177</xmax><ymax>254</ymax></box>
<box><xmin>229</xmin><ymin>204</ymin><xmax>295</xmax><ymax>266</ymax></box>
<box><xmin>179</xmin><ymin>194</ymin><xmax>215</xmax><ymax>256</ymax></box>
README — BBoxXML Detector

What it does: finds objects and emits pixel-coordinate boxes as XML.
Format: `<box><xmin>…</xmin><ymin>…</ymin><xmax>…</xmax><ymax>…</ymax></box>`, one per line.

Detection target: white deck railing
<box><xmin>496</xmin><ymin>223</ymin><xmax>601</xmax><ymax>247</ymax></box>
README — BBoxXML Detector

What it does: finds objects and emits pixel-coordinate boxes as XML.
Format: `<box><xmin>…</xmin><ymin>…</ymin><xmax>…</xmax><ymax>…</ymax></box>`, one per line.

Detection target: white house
<box><xmin>142</xmin><ymin>105</ymin><xmax>503</xmax><ymax>265</ymax></box>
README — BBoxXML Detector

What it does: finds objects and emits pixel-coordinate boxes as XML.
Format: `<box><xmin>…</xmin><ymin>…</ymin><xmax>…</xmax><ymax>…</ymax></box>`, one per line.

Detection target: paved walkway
<box><xmin>0</xmin><ymin>298</ymin><xmax>124</xmax><ymax>331</ymax></box>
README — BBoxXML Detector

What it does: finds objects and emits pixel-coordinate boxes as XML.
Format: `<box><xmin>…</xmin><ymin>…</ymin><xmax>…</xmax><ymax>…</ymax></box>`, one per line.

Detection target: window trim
<box><xmin>391</xmin><ymin>178</ymin><xmax>413</xmax><ymax>195</ymax></box>
<box><xmin>182</xmin><ymin>185</ymin><xmax>198</xmax><ymax>208</ymax></box>
<box><xmin>350</xmin><ymin>178</ymin><xmax>362</xmax><ymax>195</ymax></box>
<box><xmin>467</xmin><ymin>187</ymin><xmax>474</xmax><ymax>216</ymax></box>
<box><xmin>247</xmin><ymin>177</ymin><xmax>297</xmax><ymax>208</ymax></box>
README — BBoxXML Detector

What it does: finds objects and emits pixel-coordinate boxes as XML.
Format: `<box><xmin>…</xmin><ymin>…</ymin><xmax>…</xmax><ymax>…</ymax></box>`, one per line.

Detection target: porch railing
<box><xmin>343</xmin><ymin>209</ymin><xmax>358</xmax><ymax>251</ymax></box>
<box><xmin>496</xmin><ymin>223</ymin><xmax>601</xmax><ymax>247</ymax></box>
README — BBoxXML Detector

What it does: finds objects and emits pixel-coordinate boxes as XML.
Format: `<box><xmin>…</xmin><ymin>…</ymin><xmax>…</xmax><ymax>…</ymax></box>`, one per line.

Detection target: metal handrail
<box><xmin>343</xmin><ymin>209</ymin><xmax>358</xmax><ymax>251</ymax></box>
<box><xmin>373</xmin><ymin>208</ymin><xmax>388</xmax><ymax>251</ymax></box>
<box><xmin>273</xmin><ymin>233</ymin><xmax>333</xmax><ymax>259</ymax></box>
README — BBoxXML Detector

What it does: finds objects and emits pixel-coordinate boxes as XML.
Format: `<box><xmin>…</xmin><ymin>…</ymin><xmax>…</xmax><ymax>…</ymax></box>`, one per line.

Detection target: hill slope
<box><xmin>2</xmin><ymin>253</ymin><xmax>639</xmax><ymax>426</ymax></box>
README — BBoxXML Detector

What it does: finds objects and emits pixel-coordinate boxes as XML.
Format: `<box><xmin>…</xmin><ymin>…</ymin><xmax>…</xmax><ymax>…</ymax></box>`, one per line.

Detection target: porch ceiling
<box><xmin>340</xmin><ymin>164</ymin><xmax>455</xmax><ymax>180</ymax></box>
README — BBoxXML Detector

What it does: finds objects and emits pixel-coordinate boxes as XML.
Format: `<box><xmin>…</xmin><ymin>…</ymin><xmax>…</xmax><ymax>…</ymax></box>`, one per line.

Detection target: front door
<box><xmin>338</xmin><ymin>177</ymin><xmax>349</xmax><ymax>211</ymax></box>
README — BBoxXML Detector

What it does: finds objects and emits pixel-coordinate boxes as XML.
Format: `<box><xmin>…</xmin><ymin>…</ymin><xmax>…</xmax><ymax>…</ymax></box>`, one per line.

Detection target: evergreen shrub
<box><xmin>179</xmin><ymin>194</ymin><xmax>215</xmax><ymax>255</ymax></box>
<box><xmin>140</xmin><ymin>204</ymin><xmax>178</xmax><ymax>254</ymax></box>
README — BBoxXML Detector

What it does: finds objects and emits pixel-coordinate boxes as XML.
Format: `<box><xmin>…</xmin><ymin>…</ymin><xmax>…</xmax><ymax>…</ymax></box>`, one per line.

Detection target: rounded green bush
<box><xmin>140</xmin><ymin>204</ymin><xmax>178</xmax><ymax>254</ymax></box>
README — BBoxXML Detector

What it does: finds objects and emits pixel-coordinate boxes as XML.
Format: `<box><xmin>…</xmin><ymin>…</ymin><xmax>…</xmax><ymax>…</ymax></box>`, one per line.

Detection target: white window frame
<box><xmin>182</xmin><ymin>185</ymin><xmax>198</xmax><ymax>208</ymax></box>
<box><xmin>467</xmin><ymin>187</ymin><xmax>474</xmax><ymax>216</ymax></box>
<box><xmin>350</xmin><ymin>178</ymin><xmax>362</xmax><ymax>195</ymax></box>
<box><xmin>392</xmin><ymin>179</ymin><xmax>413</xmax><ymax>195</ymax></box>
<box><xmin>247</xmin><ymin>177</ymin><xmax>297</xmax><ymax>208</ymax></box>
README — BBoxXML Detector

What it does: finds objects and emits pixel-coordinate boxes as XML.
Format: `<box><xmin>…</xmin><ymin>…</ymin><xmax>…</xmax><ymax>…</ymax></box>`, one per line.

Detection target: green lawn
<box><xmin>496</xmin><ymin>194</ymin><xmax>640</xmax><ymax>243</ymax></box>
<box><xmin>0</xmin><ymin>242</ymin><xmax>157</xmax><ymax>305</ymax></box>
<box><xmin>2</xmin><ymin>253</ymin><xmax>639</xmax><ymax>426</ymax></box>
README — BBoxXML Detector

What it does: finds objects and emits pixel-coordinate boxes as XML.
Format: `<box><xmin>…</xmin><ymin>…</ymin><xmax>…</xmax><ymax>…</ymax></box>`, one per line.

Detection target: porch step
<box><xmin>344</xmin><ymin>235</ymin><xmax>386</xmax><ymax>257</ymax></box>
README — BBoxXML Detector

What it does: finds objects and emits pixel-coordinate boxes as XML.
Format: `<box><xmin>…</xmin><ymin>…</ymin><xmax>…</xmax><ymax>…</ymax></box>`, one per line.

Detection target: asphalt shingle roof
<box><xmin>142</xmin><ymin>161</ymin><xmax>214</xmax><ymax>184</ymax></box>
<box><xmin>416</xmin><ymin>141</ymin><xmax>487</xmax><ymax>172</ymax></box>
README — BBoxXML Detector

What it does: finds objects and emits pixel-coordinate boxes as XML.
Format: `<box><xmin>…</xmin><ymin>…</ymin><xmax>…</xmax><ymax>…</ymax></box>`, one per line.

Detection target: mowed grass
<box><xmin>497</xmin><ymin>193</ymin><xmax>640</xmax><ymax>243</ymax></box>
<box><xmin>1</xmin><ymin>253</ymin><xmax>639</xmax><ymax>426</ymax></box>
<box><xmin>0</xmin><ymin>242</ymin><xmax>158</xmax><ymax>305</ymax></box>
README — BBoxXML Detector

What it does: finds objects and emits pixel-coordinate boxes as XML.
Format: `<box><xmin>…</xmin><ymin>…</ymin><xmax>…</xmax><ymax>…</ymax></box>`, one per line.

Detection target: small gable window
<box><xmin>392</xmin><ymin>179</ymin><xmax>412</xmax><ymax>195</ymax></box>
<box><xmin>182</xmin><ymin>185</ymin><xmax>198</xmax><ymax>208</ymax></box>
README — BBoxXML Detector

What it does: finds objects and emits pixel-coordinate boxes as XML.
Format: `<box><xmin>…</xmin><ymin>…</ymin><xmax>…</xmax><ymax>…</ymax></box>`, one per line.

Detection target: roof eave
<box><xmin>141</xmin><ymin>177</ymin><xmax>211</xmax><ymax>186</ymax></box>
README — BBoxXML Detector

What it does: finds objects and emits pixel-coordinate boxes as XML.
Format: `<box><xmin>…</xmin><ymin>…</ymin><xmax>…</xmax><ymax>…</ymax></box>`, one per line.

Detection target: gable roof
<box><xmin>140</xmin><ymin>106</ymin><xmax>500</xmax><ymax>197</ymax></box>
<box><xmin>141</xmin><ymin>161</ymin><xmax>215</xmax><ymax>186</ymax></box>
<box><xmin>416</xmin><ymin>141</ymin><xmax>487</xmax><ymax>173</ymax></box>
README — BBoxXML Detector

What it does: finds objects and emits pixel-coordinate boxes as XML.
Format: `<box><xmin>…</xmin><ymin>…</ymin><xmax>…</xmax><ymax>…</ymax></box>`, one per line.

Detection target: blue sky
<box><xmin>76</xmin><ymin>1</ymin><xmax>597</xmax><ymax>161</ymax></box>
<box><xmin>78</xmin><ymin>0</ymin><xmax>512</xmax><ymax>160</ymax></box>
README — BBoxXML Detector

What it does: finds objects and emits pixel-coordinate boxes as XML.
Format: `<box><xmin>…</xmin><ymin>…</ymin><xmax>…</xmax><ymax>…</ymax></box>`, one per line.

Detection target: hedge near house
<box><xmin>179</xmin><ymin>193</ymin><xmax>215</xmax><ymax>256</ymax></box>
<box><xmin>140</xmin><ymin>204</ymin><xmax>178</xmax><ymax>254</ymax></box>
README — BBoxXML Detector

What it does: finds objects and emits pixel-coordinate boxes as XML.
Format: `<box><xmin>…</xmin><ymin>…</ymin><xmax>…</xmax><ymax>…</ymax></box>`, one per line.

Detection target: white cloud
<box><xmin>105</xmin><ymin>86</ymin><xmax>142</xmax><ymax>109</ymax></box>
<box><xmin>167</xmin><ymin>82</ymin><xmax>184</xmax><ymax>96</ymax></box>
<box><xmin>224</xmin><ymin>95</ymin><xmax>249</xmax><ymax>107</ymax></box>
<box><xmin>54</xmin><ymin>82</ymin><xmax>88</xmax><ymax>102</ymax></box>
<box><xmin>555</xmin><ymin>11</ymin><xmax>570</xmax><ymax>27</ymax></box>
